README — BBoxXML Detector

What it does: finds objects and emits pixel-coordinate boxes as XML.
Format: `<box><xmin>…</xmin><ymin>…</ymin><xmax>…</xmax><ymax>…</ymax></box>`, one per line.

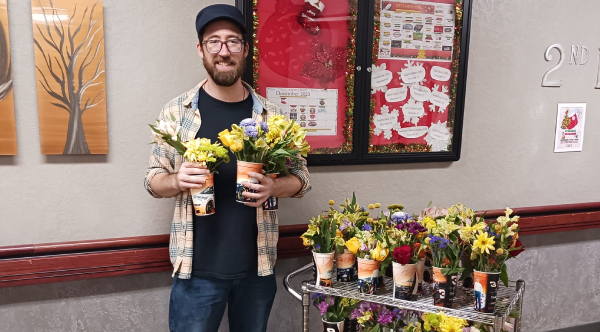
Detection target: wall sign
<box><xmin>542</xmin><ymin>44</ymin><xmax>600</xmax><ymax>89</ymax></box>
<box><xmin>554</xmin><ymin>103</ymin><xmax>586</xmax><ymax>153</ymax></box>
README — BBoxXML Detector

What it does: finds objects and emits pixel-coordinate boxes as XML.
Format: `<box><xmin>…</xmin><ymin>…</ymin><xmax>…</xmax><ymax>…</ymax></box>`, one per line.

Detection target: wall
<box><xmin>1</xmin><ymin>0</ymin><xmax>600</xmax><ymax>331</ymax></box>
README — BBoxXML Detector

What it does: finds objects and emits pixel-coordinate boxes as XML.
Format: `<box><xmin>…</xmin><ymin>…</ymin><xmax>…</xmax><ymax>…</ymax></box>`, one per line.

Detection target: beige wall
<box><xmin>2</xmin><ymin>0</ymin><xmax>600</xmax><ymax>246</ymax></box>
<box><xmin>1</xmin><ymin>1</ymin><xmax>600</xmax><ymax>331</ymax></box>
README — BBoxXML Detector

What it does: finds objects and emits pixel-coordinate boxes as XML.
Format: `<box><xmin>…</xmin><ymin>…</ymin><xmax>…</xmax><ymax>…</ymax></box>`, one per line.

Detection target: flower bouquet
<box><xmin>351</xmin><ymin>302</ymin><xmax>406</xmax><ymax>332</ymax></box>
<box><xmin>149</xmin><ymin>116</ymin><xmax>229</xmax><ymax>216</ymax></box>
<box><xmin>218</xmin><ymin>118</ymin><xmax>270</xmax><ymax>203</ymax></box>
<box><xmin>301</xmin><ymin>209</ymin><xmax>346</xmax><ymax>287</ymax></box>
<box><xmin>420</xmin><ymin>206</ymin><xmax>464</xmax><ymax>307</ymax></box>
<box><xmin>346</xmin><ymin>225</ymin><xmax>389</xmax><ymax>294</ymax></box>
<box><xmin>261</xmin><ymin>115</ymin><xmax>310</xmax><ymax>210</ymax></box>
<box><xmin>312</xmin><ymin>294</ymin><xmax>360</xmax><ymax>331</ymax></box>
<box><xmin>467</xmin><ymin>208</ymin><xmax>523</xmax><ymax>313</ymax></box>
<box><xmin>181</xmin><ymin>138</ymin><xmax>229</xmax><ymax>216</ymax></box>
<box><xmin>379</xmin><ymin>212</ymin><xmax>427</xmax><ymax>300</ymax></box>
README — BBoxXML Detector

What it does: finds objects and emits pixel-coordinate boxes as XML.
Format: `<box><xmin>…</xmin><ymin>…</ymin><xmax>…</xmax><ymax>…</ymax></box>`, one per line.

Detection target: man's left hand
<box><xmin>242</xmin><ymin>172</ymin><xmax>276</xmax><ymax>207</ymax></box>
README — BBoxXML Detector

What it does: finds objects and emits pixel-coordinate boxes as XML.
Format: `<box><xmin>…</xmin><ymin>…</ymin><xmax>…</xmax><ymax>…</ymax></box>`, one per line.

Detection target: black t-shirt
<box><xmin>191</xmin><ymin>87</ymin><xmax>257</xmax><ymax>279</ymax></box>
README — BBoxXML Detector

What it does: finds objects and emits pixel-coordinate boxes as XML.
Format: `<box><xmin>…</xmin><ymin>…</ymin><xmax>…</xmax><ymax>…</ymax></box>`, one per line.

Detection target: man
<box><xmin>144</xmin><ymin>5</ymin><xmax>311</xmax><ymax>332</ymax></box>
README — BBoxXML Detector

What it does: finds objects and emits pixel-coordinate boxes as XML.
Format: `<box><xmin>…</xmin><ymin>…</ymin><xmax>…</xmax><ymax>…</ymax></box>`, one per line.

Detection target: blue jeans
<box><xmin>169</xmin><ymin>273</ymin><xmax>277</xmax><ymax>332</ymax></box>
<box><xmin>474</xmin><ymin>290</ymin><xmax>482</xmax><ymax>310</ymax></box>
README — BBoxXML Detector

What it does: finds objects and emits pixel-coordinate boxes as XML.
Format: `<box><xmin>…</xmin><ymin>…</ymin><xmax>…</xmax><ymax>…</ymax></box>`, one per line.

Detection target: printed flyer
<box><xmin>379</xmin><ymin>0</ymin><xmax>455</xmax><ymax>61</ymax></box>
<box><xmin>554</xmin><ymin>103</ymin><xmax>586</xmax><ymax>153</ymax></box>
<box><xmin>266</xmin><ymin>88</ymin><xmax>339</xmax><ymax>136</ymax></box>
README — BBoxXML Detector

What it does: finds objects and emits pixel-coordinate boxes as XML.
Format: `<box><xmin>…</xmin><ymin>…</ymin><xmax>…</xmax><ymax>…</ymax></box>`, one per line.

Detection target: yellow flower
<box><xmin>300</xmin><ymin>236</ymin><xmax>311</xmax><ymax>247</ymax></box>
<box><xmin>357</xmin><ymin>311</ymin><xmax>373</xmax><ymax>324</ymax></box>
<box><xmin>345</xmin><ymin>237</ymin><xmax>360</xmax><ymax>254</ymax></box>
<box><xmin>336</xmin><ymin>230</ymin><xmax>343</xmax><ymax>238</ymax></box>
<box><xmin>367</xmin><ymin>218</ymin><xmax>373</xmax><ymax>223</ymax></box>
<box><xmin>497</xmin><ymin>248</ymin><xmax>504</xmax><ymax>255</ymax></box>
<box><xmin>422</xmin><ymin>217</ymin><xmax>436</xmax><ymax>230</ymax></box>
<box><xmin>372</xmin><ymin>242</ymin><xmax>389</xmax><ymax>261</ymax></box>
<box><xmin>374</xmin><ymin>203</ymin><xmax>381</xmax><ymax>208</ymax></box>
<box><xmin>495</xmin><ymin>224</ymin><xmax>502</xmax><ymax>232</ymax></box>
<box><xmin>230</xmin><ymin>140</ymin><xmax>243</xmax><ymax>152</ymax></box>
<box><xmin>473</xmin><ymin>232</ymin><xmax>496</xmax><ymax>255</ymax></box>
<box><xmin>218</xmin><ymin>129</ymin><xmax>233</xmax><ymax>147</ymax></box>
<box><xmin>368</xmin><ymin>204</ymin><xmax>375</xmax><ymax>210</ymax></box>
<box><xmin>425</xmin><ymin>237</ymin><xmax>431</xmax><ymax>244</ymax></box>
<box><xmin>328</xmin><ymin>200</ymin><xmax>335</xmax><ymax>206</ymax></box>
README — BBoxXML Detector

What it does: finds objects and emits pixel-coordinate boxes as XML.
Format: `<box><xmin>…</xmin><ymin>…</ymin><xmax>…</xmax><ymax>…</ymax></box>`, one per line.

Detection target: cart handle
<box><xmin>283</xmin><ymin>263</ymin><xmax>312</xmax><ymax>302</ymax></box>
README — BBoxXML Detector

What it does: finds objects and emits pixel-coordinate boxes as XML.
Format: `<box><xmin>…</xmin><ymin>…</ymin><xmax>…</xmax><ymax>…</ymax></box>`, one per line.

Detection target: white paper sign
<box><xmin>385</xmin><ymin>87</ymin><xmax>408</xmax><ymax>103</ymax></box>
<box><xmin>431</xmin><ymin>66</ymin><xmax>452</xmax><ymax>81</ymax></box>
<box><xmin>374</xmin><ymin>113</ymin><xmax>398</xmax><ymax>130</ymax></box>
<box><xmin>554</xmin><ymin>103</ymin><xmax>586</xmax><ymax>152</ymax></box>
<box><xmin>398</xmin><ymin>126</ymin><xmax>428</xmax><ymax>138</ymax></box>
<box><xmin>401</xmin><ymin>66</ymin><xmax>426</xmax><ymax>84</ymax></box>
<box><xmin>430</xmin><ymin>90</ymin><xmax>450</xmax><ymax>108</ymax></box>
<box><xmin>410</xmin><ymin>85</ymin><xmax>431</xmax><ymax>102</ymax></box>
<box><xmin>403</xmin><ymin>103</ymin><xmax>425</xmax><ymax>117</ymax></box>
<box><xmin>372</xmin><ymin>70</ymin><xmax>393</xmax><ymax>87</ymax></box>
<box><xmin>428</xmin><ymin>124</ymin><xmax>451</xmax><ymax>141</ymax></box>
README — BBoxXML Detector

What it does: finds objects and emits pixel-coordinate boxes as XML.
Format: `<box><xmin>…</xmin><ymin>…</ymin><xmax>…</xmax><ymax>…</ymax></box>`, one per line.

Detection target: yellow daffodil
<box><xmin>473</xmin><ymin>232</ymin><xmax>496</xmax><ymax>255</ymax></box>
<box><xmin>345</xmin><ymin>237</ymin><xmax>360</xmax><ymax>254</ymax></box>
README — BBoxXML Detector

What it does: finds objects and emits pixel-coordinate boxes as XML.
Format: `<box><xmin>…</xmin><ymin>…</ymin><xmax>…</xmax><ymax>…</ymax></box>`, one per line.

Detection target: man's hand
<box><xmin>176</xmin><ymin>162</ymin><xmax>210</xmax><ymax>191</ymax></box>
<box><xmin>242</xmin><ymin>172</ymin><xmax>276</xmax><ymax>207</ymax></box>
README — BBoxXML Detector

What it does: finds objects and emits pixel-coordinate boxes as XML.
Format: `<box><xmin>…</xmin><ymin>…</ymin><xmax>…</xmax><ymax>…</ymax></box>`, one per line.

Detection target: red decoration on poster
<box><xmin>301</xmin><ymin>41</ymin><xmax>346</xmax><ymax>88</ymax></box>
<box><xmin>296</xmin><ymin>0</ymin><xmax>326</xmax><ymax>35</ymax></box>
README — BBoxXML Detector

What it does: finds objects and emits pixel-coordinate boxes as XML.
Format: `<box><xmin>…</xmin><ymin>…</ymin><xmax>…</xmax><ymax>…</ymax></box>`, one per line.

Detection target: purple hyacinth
<box><xmin>362</xmin><ymin>224</ymin><xmax>373</xmax><ymax>231</ymax></box>
<box><xmin>260</xmin><ymin>121</ymin><xmax>269</xmax><ymax>133</ymax></box>
<box><xmin>240</xmin><ymin>118</ymin><xmax>256</xmax><ymax>127</ymax></box>
<box><xmin>244</xmin><ymin>125</ymin><xmax>258</xmax><ymax>138</ymax></box>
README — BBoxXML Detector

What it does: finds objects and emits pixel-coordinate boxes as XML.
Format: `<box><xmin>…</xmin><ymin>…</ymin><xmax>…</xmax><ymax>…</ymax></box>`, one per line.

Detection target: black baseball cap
<box><xmin>195</xmin><ymin>4</ymin><xmax>247</xmax><ymax>39</ymax></box>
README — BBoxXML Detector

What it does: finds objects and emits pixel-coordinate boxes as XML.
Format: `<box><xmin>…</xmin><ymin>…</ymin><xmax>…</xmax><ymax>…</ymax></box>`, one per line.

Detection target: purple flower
<box><xmin>362</xmin><ymin>224</ymin><xmax>372</xmax><ymax>231</ymax></box>
<box><xmin>240</xmin><ymin>118</ymin><xmax>256</xmax><ymax>127</ymax></box>
<box><xmin>244</xmin><ymin>125</ymin><xmax>258</xmax><ymax>138</ymax></box>
<box><xmin>360</xmin><ymin>244</ymin><xmax>368</xmax><ymax>251</ymax></box>
<box><xmin>430</xmin><ymin>236</ymin><xmax>441</xmax><ymax>244</ymax></box>
<box><xmin>384</xmin><ymin>211</ymin><xmax>390</xmax><ymax>218</ymax></box>
<box><xmin>315</xmin><ymin>244</ymin><xmax>321</xmax><ymax>250</ymax></box>
<box><xmin>438</xmin><ymin>238</ymin><xmax>450</xmax><ymax>249</ymax></box>
<box><xmin>391</xmin><ymin>212</ymin><xmax>409</xmax><ymax>222</ymax></box>
<box><xmin>377</xmin><ymin>307</ymin><xmax>393</xmax><ymax>325</ymax></box>
<box><xmin>318</xmin><ymin>301</ymin><xmax>330</xmax><ymax>315</ymax></box>
<box><xmin>260</xmin><ymin>121</ymin><xmax>269</xmax><ymax>133</ymax></box>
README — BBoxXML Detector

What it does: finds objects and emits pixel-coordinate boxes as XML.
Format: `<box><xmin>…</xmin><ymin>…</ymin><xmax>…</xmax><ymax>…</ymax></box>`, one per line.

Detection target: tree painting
<box><xmin>32</xmin><ymin>0</ymin><xmax>107</xmax><ymax>154</ymax></box>
<box><xmin>0</xmin><ymin>0</ymin><xmax>17</xmax><ymax>155</ymax></box>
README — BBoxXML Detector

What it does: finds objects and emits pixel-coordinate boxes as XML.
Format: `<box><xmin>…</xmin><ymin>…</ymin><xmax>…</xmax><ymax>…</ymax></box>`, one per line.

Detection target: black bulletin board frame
<box><xmin>237</xmin><ymin>0</ymin><xmax>472</xmax><ymax>166</ymax></box>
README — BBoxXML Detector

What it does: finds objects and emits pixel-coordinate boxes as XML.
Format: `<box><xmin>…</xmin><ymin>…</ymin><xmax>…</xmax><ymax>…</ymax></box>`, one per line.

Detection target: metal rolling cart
<box><xmin>284</xmin><ymin>263</ymin><xmax>525</xmax><ymax>332</ymax></box>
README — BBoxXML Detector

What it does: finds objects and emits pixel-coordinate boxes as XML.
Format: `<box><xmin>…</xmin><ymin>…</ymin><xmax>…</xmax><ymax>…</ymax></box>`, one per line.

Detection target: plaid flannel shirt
<box><xmin>144</xmin><ymin>80</ymin><xmax>311</xmax><ymax>278</ymax></box>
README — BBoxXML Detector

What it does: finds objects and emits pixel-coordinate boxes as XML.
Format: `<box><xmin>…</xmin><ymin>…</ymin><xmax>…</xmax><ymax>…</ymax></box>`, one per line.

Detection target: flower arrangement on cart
<box><xmin>301</xmin><ymin>195</ymin><xmax>525</xmax><ymax>332</ymax></box>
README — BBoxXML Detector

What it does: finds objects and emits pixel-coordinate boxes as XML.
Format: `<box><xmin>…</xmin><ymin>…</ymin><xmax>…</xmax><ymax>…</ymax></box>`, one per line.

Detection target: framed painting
<box><xmin>0</xmin><ymin>0</ymin><xmax>16</xmax><ymax>155</ymax></box>
<box><xmin>32</xmin><ymin>0</ymin><xmax>108</xmax><ymax>154</ymax></box>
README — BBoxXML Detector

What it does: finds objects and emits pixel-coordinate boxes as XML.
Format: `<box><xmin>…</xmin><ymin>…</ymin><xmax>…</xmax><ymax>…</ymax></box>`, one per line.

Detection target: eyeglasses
<box><xmin>202</xmin><ymin>38</ymin><xmax>245</xmax><ymax>54</ymax></box>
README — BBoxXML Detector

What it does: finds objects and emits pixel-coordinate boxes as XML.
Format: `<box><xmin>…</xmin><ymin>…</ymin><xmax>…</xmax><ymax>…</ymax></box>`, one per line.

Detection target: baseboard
<box><xmin>549</xmin><ymin>321</ymin><xmax>600</xmax><ymax>332</ymax></box>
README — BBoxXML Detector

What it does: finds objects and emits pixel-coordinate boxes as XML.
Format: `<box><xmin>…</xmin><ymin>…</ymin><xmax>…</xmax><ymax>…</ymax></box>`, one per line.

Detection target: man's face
<box><xmin>198</xmin><ymin>20</ymin><xmax>248</xmax><ymax>87</ymax></box>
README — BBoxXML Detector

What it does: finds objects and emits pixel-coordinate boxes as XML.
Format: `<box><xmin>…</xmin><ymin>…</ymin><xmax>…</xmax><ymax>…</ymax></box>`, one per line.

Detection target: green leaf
<box><xmin>170</xmin><ymin>112</ymin><xmax>176</xmax><ymax>122</ymax></box>
<box><xmin>500</xmin><ymin>264</ymin><xmax>509</xmax><ymax>287</ymax></box>
<box><xmin>352</xmin><ymin>192</ymin><xmax>356</xmax><ymax>206</ymax></box>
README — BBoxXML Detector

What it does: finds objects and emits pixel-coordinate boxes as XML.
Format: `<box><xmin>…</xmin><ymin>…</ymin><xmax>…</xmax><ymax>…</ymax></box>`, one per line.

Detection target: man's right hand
<box><xmin>176</xmin><ymin>162</ymin><xmax>210</xmax><ymax>191</ymax></box>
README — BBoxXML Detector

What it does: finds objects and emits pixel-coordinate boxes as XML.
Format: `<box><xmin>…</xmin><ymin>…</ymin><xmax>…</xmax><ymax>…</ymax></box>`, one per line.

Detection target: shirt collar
<box><xmin>185</xmin><ymin>79</ymin><xmax>263</xmax><ymax>114</ymax></box>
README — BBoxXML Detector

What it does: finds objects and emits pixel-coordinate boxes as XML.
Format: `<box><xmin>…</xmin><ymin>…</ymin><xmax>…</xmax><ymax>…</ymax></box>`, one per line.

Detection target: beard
<box><xmin>203</xmin><ymin>54</ymin><xmax>245</xmax><ymax>87</ymax></box>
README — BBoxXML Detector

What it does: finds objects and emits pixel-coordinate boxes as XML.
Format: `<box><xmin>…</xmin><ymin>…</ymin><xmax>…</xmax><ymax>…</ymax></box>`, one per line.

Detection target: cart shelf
<box><xmin>284</xmin><ymin>263</ymin><xmax>525</xmax><ymax>332</ymax></box>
